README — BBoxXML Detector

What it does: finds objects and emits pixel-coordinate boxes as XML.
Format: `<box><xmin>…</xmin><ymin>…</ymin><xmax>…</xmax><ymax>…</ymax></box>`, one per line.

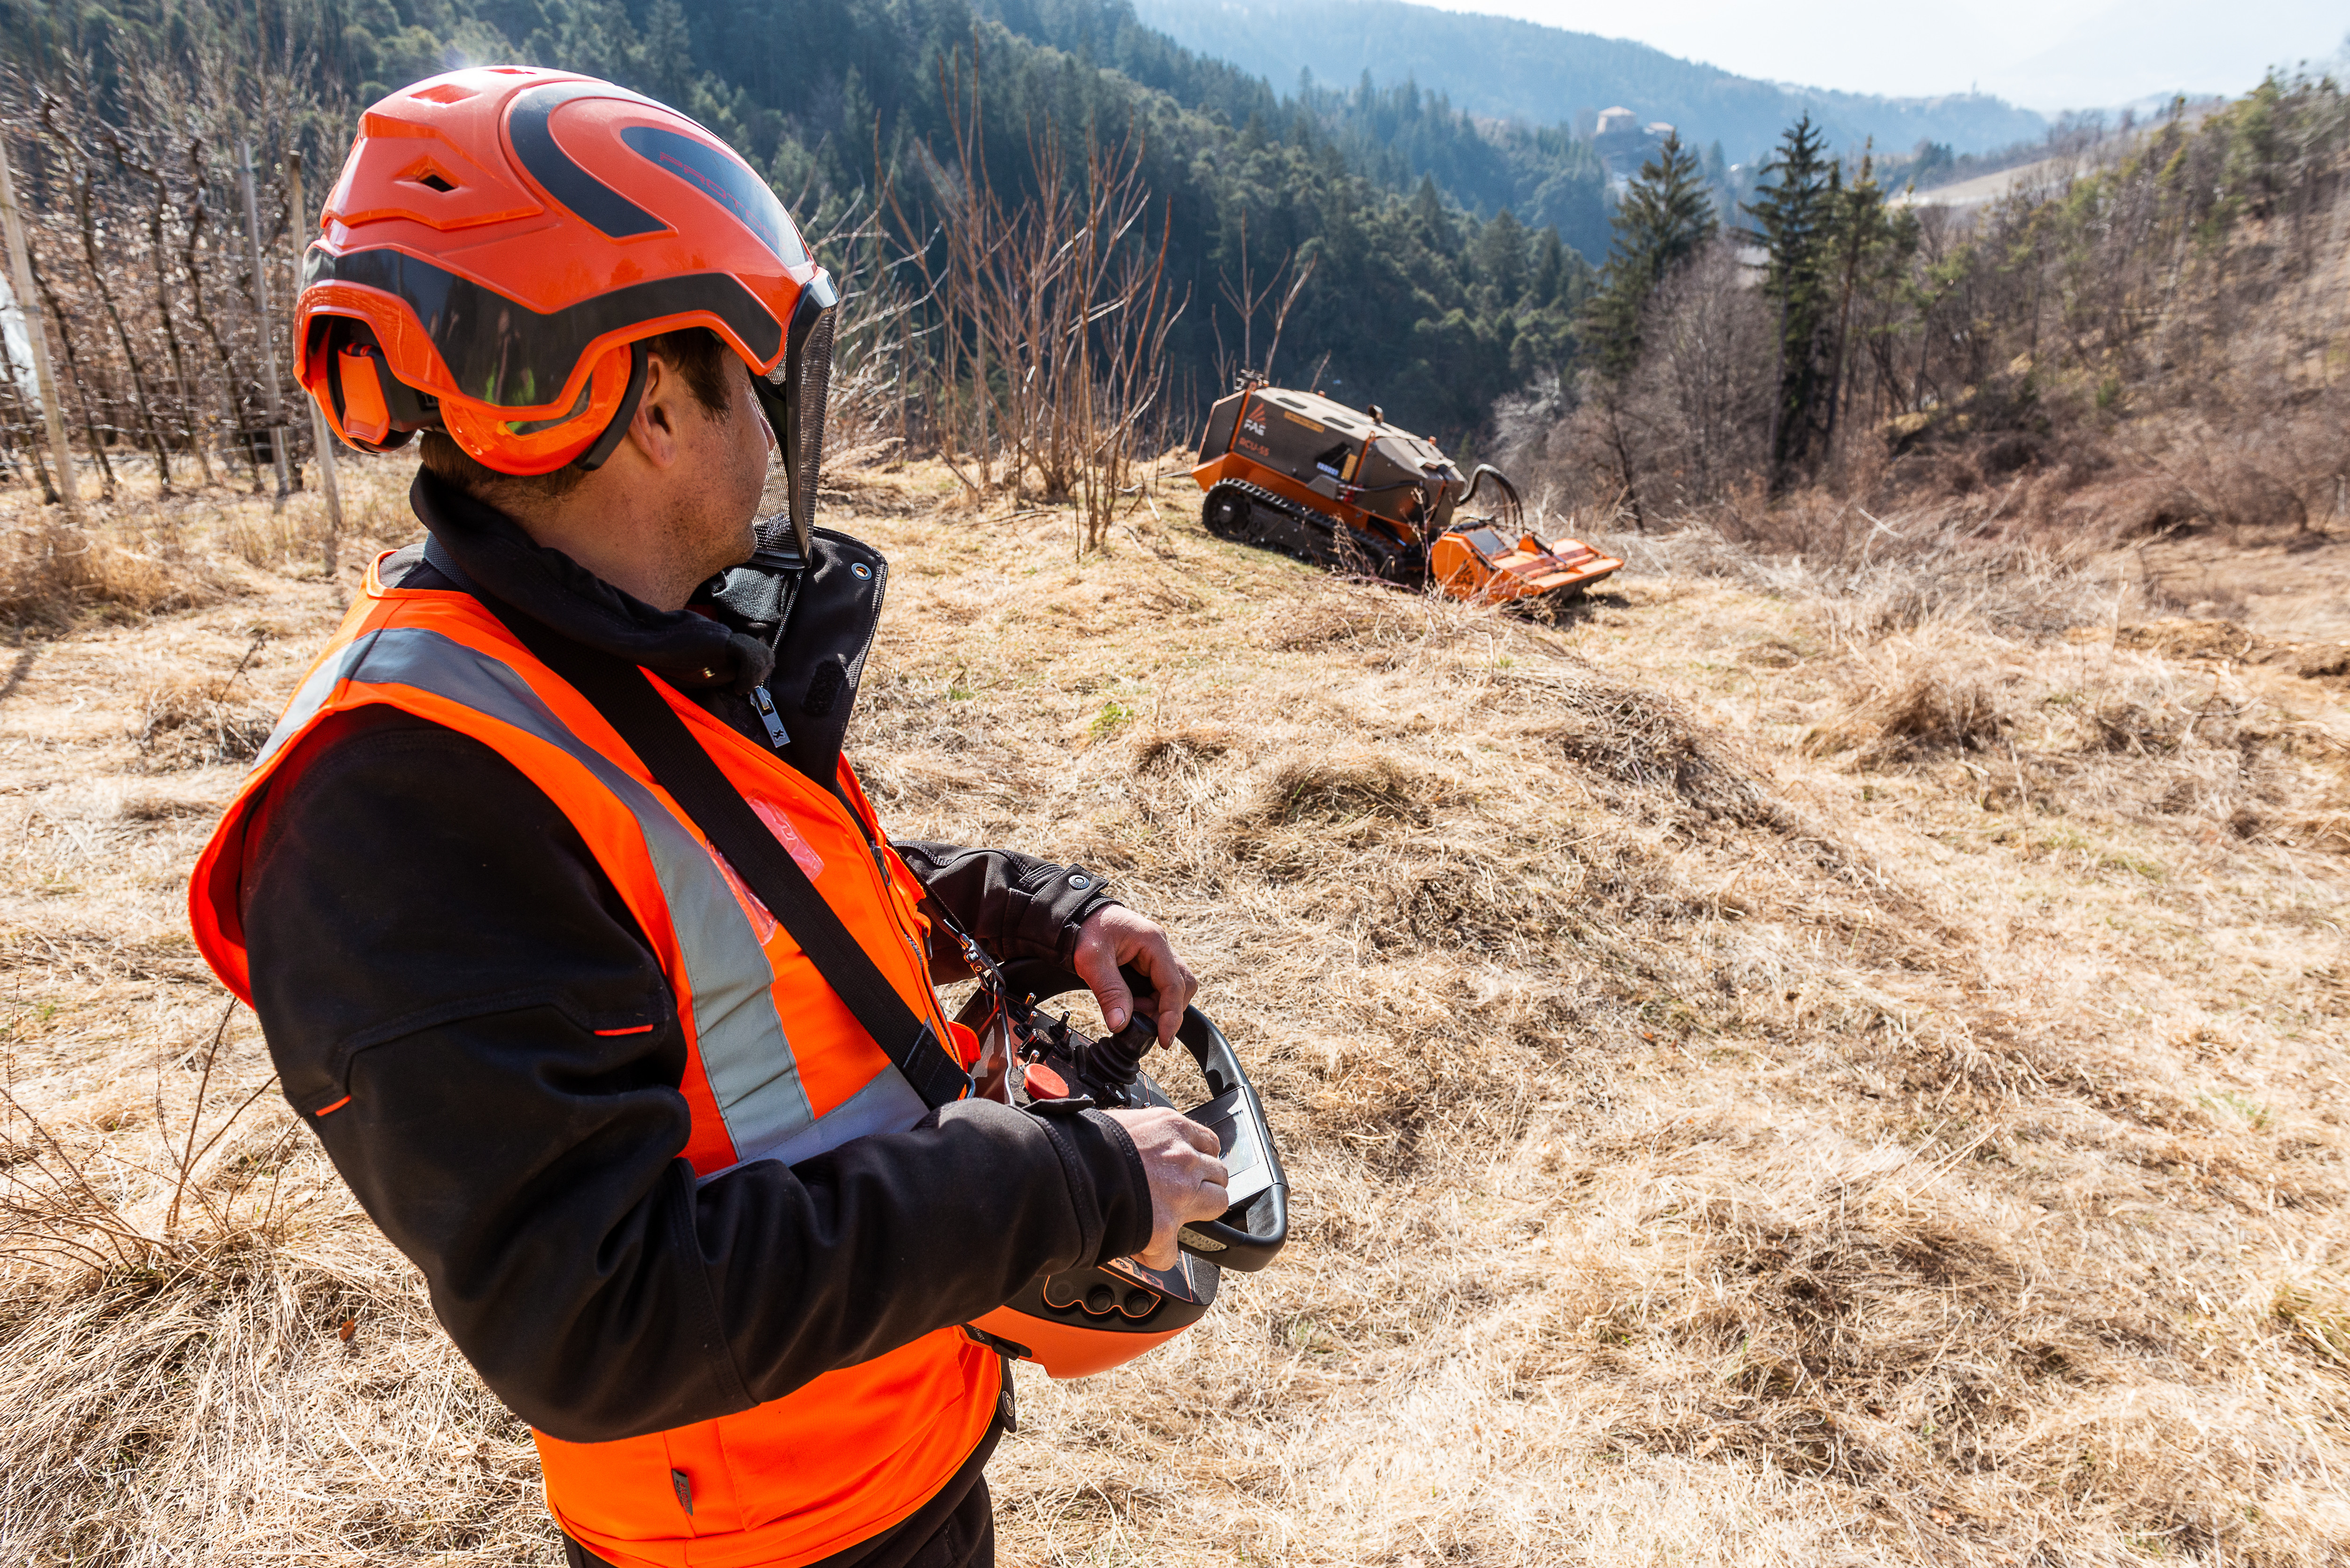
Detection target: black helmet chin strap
<box><xmin>576</xmin><ymin>341</ymin><xmax>652</xmax><ymax>473</ymax></box>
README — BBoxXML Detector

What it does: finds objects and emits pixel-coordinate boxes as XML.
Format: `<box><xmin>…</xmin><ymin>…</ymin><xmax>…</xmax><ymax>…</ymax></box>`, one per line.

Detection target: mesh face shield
<box><xmin>757</xmin><ymin>271</ymin><xmax>840</xmax><ymax>559</ymax></box>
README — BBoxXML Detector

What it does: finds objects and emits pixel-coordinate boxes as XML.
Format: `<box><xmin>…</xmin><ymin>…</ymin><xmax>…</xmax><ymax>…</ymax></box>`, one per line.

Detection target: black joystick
<box><xmin>1086</xmin><ymin>1010</ymin><xmax>1157</xmax><ymax>1096</ymax></box>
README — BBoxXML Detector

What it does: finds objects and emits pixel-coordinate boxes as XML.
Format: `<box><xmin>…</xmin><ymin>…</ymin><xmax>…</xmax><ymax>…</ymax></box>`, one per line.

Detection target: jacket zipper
<box><xmin>837</xmin><ymin>788</ymin><xmax>951</xmax><ymax>1040</ymax></box>
<box><xmin>749</xmin><ymin>685</ymin><xmax>791</xmax><ymax>750</ymax></box>
<box><xmin>702</xmin><ymin>542</ymin><xmax>950</xmax><ymax>1047</ymax></box>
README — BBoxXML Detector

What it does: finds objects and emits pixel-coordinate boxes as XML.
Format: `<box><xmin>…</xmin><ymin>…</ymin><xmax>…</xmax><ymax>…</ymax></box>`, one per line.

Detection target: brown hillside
<box><xmin>0</xmin><ymin>454</ymin><xmax>2346</xmax><ymax>1565</ymax></box>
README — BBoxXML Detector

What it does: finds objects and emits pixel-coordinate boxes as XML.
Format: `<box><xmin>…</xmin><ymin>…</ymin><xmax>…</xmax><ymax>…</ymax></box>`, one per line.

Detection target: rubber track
<box><xmin>1200</xmin><ymin>479</ymin><xmax>1419</xmax><ymax>583</ymax></box>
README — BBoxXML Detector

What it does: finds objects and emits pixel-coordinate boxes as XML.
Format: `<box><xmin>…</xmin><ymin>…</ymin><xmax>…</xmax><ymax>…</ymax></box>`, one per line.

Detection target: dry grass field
<box><xmin>0</xmin><ymin>450</ymin><xmax>2345</xmax><ymax>1566</ymax></box>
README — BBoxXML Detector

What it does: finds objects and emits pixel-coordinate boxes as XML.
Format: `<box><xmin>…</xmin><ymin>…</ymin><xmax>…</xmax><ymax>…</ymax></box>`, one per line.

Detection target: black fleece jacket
<box><xmin>236</xmin><ymin>472</ymin><xmax>1152</xmax><ymax>1443</ymax></box>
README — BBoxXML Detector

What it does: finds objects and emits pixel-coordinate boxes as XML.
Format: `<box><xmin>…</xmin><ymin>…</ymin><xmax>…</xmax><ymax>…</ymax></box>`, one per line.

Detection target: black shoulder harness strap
<box><xmin>452</xmin><ymin>566</ymin><xmax>971</xmax><ymax>1112</ymax></box>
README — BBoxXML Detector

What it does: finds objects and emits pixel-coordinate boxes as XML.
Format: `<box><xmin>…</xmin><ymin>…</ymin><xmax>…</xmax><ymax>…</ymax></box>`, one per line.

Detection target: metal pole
<box><xmin>238</xmin><ymin>140</ymin><xmax>290</xmax><ymax>503</ymax></box>
<box><xmin>0</xmin><ymin>133</ymin><xmax>82</xmax><ymax>523</ymax></box>
<box><xmin>287</xmin><ymin>150</ymin><xmax>340</xmax><ymax>577</ymax></box>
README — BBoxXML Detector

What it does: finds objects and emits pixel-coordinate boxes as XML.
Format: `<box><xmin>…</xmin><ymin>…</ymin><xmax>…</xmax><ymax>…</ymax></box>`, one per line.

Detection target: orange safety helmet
<box><xmin>295</xmin><ymin>66</ymin><xmax>837</xmax><ymax>540</ymax></box>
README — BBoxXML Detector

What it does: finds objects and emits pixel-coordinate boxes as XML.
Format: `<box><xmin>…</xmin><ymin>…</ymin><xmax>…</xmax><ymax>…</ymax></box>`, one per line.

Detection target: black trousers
<box><xmin>562</xmin><ymin>1421</ymin><xmax>1000</xmax><ymax>1568</ymax></box>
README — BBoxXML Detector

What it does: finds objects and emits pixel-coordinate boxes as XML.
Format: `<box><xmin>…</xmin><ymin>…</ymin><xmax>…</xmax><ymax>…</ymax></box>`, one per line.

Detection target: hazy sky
<box><xmin>1420</xmin><ymin>0</ymin><xmax>2346</xmax><ymax>111</ymax></box>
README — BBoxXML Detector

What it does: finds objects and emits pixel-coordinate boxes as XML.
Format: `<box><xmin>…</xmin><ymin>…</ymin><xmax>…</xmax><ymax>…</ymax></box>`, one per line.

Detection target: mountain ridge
<box><xmin>1132</xmin><ymin>0</ymin><xmax>2048</xmax><ymax>163</ymax></box>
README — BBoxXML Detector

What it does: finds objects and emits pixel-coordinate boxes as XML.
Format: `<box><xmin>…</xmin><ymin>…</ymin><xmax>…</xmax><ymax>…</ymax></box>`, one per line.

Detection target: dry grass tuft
<box><xmin>0</xmin><ymin>452</ymin><xmax>419</xmax><ymax>632</ymax></box>
<box><xmin>220</xmin><ymin>497</ymin><xmax>326</xmax><ymax>568</ymax></box>
<box><xmin>133</xmin><ymin>671</ymin><xmax>277</xmax><ymax>771</ymax></box>
<box><xmin>1541</xmin><ymin>676</ymin><xmax>1788</xmax><ymax>829</ymax></box>
<box><xmin>1253</xmin><ymin>748</ymin><xmax>1441</xmax><ymax>827</ymax></box>
<box><xmin>0</xmin><ymin>1245</ymin><xmax>546</xmax><ymax>1563</ymax></box>
<box><xmin>1129</xmin><ymin>723</ymin><xmax>1241</xmax><ymax>774</ymax></box>
<box><xmin>1814</xmin><ymin>659</ymin><xmax>2013</xmax><ymax>764</ymax></box>
<box><xmin>2115</xmin><ymin>617</ymin><xmax>2350</xmax><ymax>690</ymax></box>
<box><xmin>1802</xmin><ymin>628</ymin><xmax>2350</xmax><ymax>852</ymax></box>
<box><xmin>0</xmin><ymin>516</ymin><xmax>225</xmax><ymax>626</ymax></box>
<box><xmin>0</xmin><ymin>456</ymin><xmax>2346</xmax><ymax>1565</ymax></box>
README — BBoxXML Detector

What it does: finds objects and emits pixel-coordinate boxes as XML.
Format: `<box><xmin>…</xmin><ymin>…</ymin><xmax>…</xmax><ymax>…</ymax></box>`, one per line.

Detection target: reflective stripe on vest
<box><xmin>247</xmin><ymin>621</ymin><xmax>937</xmax><ymax>1162</ymax></box>
<box><xmin>188</xmin><ymin>556</ymin><xmax>996</xmax><ymax>1567</ymax></box>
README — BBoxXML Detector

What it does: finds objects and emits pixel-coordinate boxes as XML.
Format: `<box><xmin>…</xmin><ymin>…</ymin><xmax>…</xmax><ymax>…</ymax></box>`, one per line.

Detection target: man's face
<box><xmin>662</xmin><ymin>355</ymin><xmax>774</xmax><ymax>585</ymax></box>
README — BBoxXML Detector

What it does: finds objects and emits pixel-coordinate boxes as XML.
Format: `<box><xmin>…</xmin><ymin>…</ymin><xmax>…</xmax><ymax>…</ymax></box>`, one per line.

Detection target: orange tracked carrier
<box><xmin>1191</xmin><ymin>380</ymin><xmax>1622</xmax><ymax>604</ymax></box>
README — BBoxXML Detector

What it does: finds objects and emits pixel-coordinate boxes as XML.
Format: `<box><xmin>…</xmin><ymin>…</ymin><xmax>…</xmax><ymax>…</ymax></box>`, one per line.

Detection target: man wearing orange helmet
<box><xmin>188</xmin><ymin>69</ymin><xmax>1231</xmax><ymax>1568</ymax></box>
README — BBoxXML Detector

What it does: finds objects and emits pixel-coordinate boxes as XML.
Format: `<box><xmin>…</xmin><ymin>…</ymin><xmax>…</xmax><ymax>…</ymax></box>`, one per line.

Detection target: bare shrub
<box><xmin>2</xmin><ymin>1005</ymin><xmax>303</xmax><ymax>1278</ymax></box>
<box><xmin>1590</xmin><ymin>242</ymin><xmax>1778</xmax><ymax>523</ymax></box>
<box><xmin>1642</xmin><ymin>246</ymin><xmax>1775</xmax><ymax>486</ymax></box>
<box><xmin>1500</xmin><ymin>243</ymin><xmax>1771</xmax><ymax>531</ymax></box>
<box><xmin>898</xmin><ymin>64</ymin><xmax>1182</xmax><ymax>551</ymax></box>
<box><xmin>2</xmin><ymin>42</ymin><xmax>345</xmax><ymax>511</ymax></box>
<box><xmin>800</xmin><ymin>197</ymin><xmax>931</xmax><ymax>466</ymax></box>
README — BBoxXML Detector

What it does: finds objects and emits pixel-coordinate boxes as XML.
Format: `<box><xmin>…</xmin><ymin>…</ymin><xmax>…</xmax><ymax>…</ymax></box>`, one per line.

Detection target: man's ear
<box><xmin>625</xmin><ymin>352</ymin><xmax>684</xmax><ymax>468</ymax></box>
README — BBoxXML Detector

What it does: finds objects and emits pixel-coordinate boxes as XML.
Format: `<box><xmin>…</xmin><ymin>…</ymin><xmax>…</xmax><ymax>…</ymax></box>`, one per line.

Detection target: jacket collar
<box><xmin>409</xmin><ymin>468</ymin><xmax>774</xmax><ymax>695</ymax></box>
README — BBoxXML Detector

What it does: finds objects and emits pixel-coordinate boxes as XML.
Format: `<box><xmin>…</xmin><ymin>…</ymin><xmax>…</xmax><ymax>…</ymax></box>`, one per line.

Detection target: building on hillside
<box><xmin>1591</xmin><ymin>106</ymin><xmax>1674</xmax><ymax>180</ymax></box>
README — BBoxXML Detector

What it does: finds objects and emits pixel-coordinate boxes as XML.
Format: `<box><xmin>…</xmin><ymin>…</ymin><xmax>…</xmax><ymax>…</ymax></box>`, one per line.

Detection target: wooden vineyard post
<box><xmin>238</xmin><ymin>140</ymin><xmax>290</xmax><ymax>503</ymax></box>
<box><xmin>0</xmin><ymin>132</ymin><xmax>82</xmax><ymax>523</ymax></box>
<box><xmin>287</xmin><ymin>150</ymin><xmax>341</xmax><ymax>577</ymax></box>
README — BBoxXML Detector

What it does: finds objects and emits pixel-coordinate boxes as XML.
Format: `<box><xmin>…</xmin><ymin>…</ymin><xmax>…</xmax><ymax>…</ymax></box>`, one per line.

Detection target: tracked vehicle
<box><xmin>1191</xmin><ymin>380</ymin><xmax>1622</xmax><ymax>604</ymax></box>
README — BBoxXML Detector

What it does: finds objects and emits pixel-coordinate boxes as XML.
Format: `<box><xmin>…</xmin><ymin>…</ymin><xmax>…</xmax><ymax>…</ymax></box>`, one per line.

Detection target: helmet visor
<box><xmin>757</xmin><ymin>270</ymin><xmax>838</xmax><ymax>558</ymax></box>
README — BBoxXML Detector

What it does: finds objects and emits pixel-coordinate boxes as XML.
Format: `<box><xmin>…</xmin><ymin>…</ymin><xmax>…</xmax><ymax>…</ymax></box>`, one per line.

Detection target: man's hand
<box><xmin>1105</xmin><ymin>1107</ymin><xmax>1229</xmax><ymax>1270</ymax></box>
<box><xmin>1072</xmin><ymin>905</ymin><xmax>1197</xmax><ymax>1048</ymax></box>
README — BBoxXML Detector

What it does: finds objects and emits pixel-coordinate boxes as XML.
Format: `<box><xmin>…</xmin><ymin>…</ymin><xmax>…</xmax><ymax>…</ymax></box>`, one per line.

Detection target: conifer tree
<box><xmin>1741</xmin><ymin>113</ymin><xmax>1840</xmax><ymax>484</ymax></box>
<box><xmin>1530</xmin><ymin>227</ymin><xmax>1566</xmax><ymax>307</ymax></box>
<box><xmin>1573</xmin><ymin>133</ymin><xmax>1713</xmax><ymax>530</ymax></box>
<box><xmin>638</xmin><ymin>0</ymin><xmax>695</xmax><ymax>110</ymax></box>
<box><xmin>1584</xmin><ymin>132</ymin><xmax>1716</xmax><ymax>380</ymax></box>
<box><xmin>1817</xmin><ymin>147</ymin><xmax>1913</xmax><ymax>456</ymax></box>
<box><xmin>1473</xmin><ymin>207</ymin><xmax>1528</xmax><ymax>302</ymax></box>
<box><xmin>1410</xmin><ymin>173</ymin><xmax>1451</xmax><ymax>243</ymax></box>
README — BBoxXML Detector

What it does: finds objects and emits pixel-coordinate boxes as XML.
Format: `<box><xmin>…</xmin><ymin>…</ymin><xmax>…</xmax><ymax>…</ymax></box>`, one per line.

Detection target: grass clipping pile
<box><xmin>1</xmin><ymin>455</ymin><xmax>2346</xmax><ymax>1565</ymax></box>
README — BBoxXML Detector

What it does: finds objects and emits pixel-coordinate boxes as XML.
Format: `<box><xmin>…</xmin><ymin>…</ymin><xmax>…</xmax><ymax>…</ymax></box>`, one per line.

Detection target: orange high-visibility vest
<box><xmin>189</xmin><ymin>554</ymin><xmax>997</xmax><ymax>1568</ymax></box>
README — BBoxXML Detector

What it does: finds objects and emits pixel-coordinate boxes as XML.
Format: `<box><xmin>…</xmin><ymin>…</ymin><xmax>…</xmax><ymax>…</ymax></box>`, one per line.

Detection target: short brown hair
<box><xmin>419</xmin><ymin>328</ymin><xmax>741</xmax><ymax>501</ymax></box>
